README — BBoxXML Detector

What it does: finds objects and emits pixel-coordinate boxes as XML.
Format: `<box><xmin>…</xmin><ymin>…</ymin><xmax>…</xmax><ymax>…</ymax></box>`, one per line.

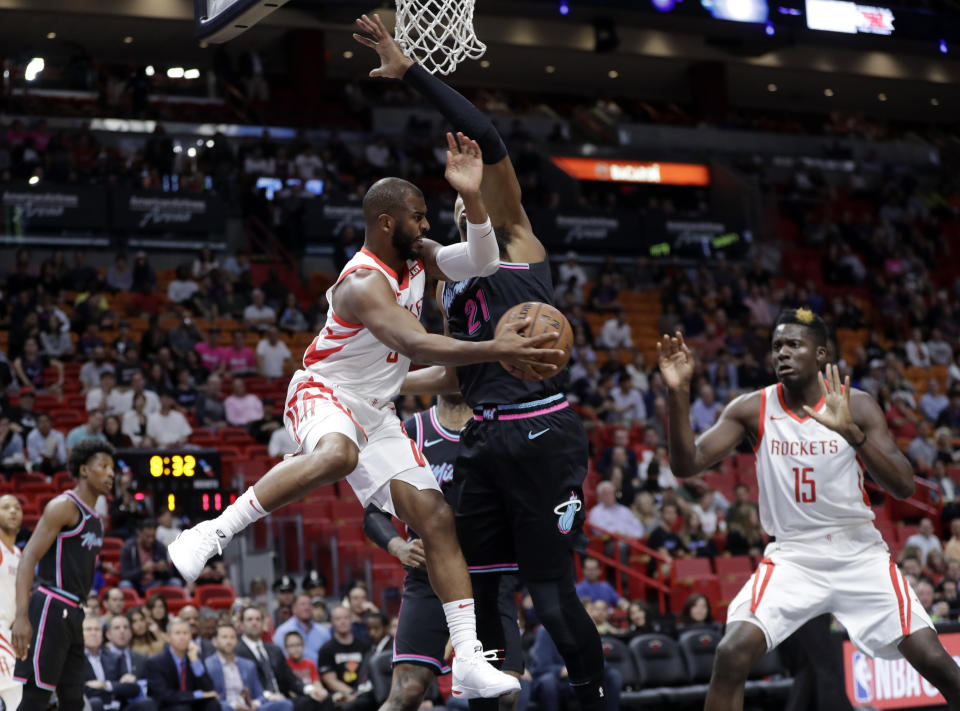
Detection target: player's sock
<box><xmin>442</xmin><ymin>598</ymin><xmax>480</xmax><ymax>657</ymax></box>
<box><xmin>211</xmin><ymin>486</ymin><xmax>268</xmax><ymax>537</ymax></box>
<box><xmin>570</xmin><ymin>676</ymin><xmax>607</xmax><ymax>711</ymax></box>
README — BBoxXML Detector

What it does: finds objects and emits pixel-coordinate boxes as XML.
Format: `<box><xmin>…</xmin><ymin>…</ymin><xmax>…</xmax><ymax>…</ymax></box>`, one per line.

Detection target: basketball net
<box><xmin>393</xmin><ymin>0</ymin><xmax>486</xmax><ymax>75</ymax></box>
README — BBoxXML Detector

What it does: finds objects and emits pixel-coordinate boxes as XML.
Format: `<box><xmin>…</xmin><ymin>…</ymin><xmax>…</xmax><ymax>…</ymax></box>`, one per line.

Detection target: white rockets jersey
<box><xmin>301</xmin><ymin>247</ymin><xmax>426</xmax><ymax>401</ymax></box>
<box><xmin>0</xmin><ymin>539</ymin><xmax>21</xmax><ymax>629</ymax></box>
<box><xmin>754</xmin><ymin>382</ymin><xmax>874</xmax><ymax>541</ymax></box>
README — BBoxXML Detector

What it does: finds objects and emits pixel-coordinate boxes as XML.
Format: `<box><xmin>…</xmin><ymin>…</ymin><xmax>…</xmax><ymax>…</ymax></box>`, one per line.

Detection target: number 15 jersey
<box><xmin>754</xmin><ymin>382</ymin><xmax>875</xmax><ymax>542</ymax></box>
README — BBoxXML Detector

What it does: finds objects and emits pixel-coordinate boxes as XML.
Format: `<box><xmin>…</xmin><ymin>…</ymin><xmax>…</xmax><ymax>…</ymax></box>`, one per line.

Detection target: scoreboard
<box><xmin>116</xmin><ymin>448</ymin><xmax>234</xmax><ymax>521</ymax></box>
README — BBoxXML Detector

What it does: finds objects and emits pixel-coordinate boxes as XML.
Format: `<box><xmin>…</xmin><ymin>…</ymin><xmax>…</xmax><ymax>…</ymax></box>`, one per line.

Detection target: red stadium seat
<box><xmin>101</xmin><ymin>536</ymin><xmax>125</xmax><ymax>552</ymax></box>
<box><xmin>195</xmin><ymin>584</ymin><xmax>236</xmax><ymax>608</ymax></box>
<box><xmin>714</xmin><ymin>556</ymin><xmax>753</xmax><ymax>582</ymax></box>
<box><xmin>14</xmin><ymin>473</ymin><xmax>47</xmax><ymax>489</ymax></box>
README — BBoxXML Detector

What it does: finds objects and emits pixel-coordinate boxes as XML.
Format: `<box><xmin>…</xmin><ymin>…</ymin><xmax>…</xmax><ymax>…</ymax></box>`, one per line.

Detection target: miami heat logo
<box><xmin>553</xmin><ymin>492</ymin><xmax>582</xmax><ymax>534</ymax></box>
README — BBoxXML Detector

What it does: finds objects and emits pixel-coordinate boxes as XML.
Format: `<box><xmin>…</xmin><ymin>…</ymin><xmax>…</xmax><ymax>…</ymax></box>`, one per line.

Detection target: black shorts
<box><xmin>13</xmin><ymin>586</ymin><xmax>86</xmax><ymax>693</ymax></box>
<box><xmin>394</xmin><ymin>571</ymin><xmax>523</xmax><ymax>674</ymax></box>
<box><xmin>455</xmin><ymin>400</ymin><xmax>588</xmax><ymax>581</ymax></box>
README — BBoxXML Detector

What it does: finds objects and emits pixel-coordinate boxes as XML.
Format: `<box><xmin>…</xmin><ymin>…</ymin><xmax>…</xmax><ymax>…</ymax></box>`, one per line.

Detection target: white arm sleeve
<box><xmin>435</xmin><ymin>217</ymin><xmax>500</xmax><ymax>280</ymax></box>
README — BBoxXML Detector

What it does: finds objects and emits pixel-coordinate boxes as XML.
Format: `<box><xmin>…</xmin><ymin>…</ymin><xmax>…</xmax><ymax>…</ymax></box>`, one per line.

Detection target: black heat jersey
<box><xmin>36</xmin><ymin>489</ymin><xmax>103</xmax><ymax>599</ymax></box>
<box><xmin>442</xmin><ymin>260</ymin><xmax>567</xmax><ymax>407</ymax></box>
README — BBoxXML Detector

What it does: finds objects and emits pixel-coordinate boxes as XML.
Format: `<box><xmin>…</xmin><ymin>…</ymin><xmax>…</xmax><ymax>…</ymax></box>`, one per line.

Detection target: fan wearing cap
<box><xmin>273</xmin><ymin>576</ymin><xmax>298</xmax><ymax>627</ymax></box>
<box><xmin>145</xmin><ymin>390</ymin><xmax>192</xmax><ymax>448</ymax></box>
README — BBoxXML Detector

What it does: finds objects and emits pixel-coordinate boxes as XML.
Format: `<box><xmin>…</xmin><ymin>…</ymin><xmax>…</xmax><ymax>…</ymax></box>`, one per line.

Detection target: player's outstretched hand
<box><xmin>657</xmin><ymin>332</ymin><xmax>694</xmax><ymax>390</ymax></box>
<box><xmin>803</xmin><ymin>364</ymin><xmax>855</xmax><ymax>436</ymax></box>
<box><xmin>494</xmin><ymin>319</ymin><xmax>565</xmax><ymax>376</ymax></box>
<box><xmin>444</xmin><ymin>132</ymin><xmax>484</xmax><ymax>196</ymax></box>
<box><xmin>12</xmin><ymin>615</ymin><xmax>31</xmax><ymax>660</ymax></box>
<box><xmin>396</xmin><ymin>539</ymin><xmax>426</xmax><ymax>569</ymax></box>
<box><xmin>353</xmin><ymin>13</ymin><xmax>414</xmax><ymax>79</ymax></box>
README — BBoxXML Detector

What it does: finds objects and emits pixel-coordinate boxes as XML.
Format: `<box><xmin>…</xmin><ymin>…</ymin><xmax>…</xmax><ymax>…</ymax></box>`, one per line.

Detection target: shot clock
<box><xmin>116</xmin><ymin>448</ymin><xmax>231</xmax><ymax>520</ymax></box>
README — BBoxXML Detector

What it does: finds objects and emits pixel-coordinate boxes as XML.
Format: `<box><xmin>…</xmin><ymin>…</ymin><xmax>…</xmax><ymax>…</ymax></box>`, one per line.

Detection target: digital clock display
<box><xmin>149</xmin><ymin>454</ymin><xmax>197</xmax><ymax>478</ymax></box>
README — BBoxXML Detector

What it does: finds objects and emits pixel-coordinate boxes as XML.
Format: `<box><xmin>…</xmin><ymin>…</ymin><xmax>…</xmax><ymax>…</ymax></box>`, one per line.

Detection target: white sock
<box><xmin>442</xmin><ymin>599</ymin><xmax>480</xmax><ymax>658</ymax></box>
<box><xmin>212</xmin><ymin>486</ymin><xmax>268</xmax><ymax>537</ymax></box>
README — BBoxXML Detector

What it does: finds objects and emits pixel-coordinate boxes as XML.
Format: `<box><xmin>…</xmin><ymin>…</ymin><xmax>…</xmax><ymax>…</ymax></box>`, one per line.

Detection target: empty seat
<box><xmin>601</xmin><ymin>636</ymin><xmax>640</xmax><ymax>690</ymax></box>
<box><xmin>714</xmin><ymin>556</ymin><xmax>753</xmax><ymax>581</ymax></box>
<box><xmin>678</xmin><ymin>627</ymin><xmax>723</xmax><ymax>684</ymax></box>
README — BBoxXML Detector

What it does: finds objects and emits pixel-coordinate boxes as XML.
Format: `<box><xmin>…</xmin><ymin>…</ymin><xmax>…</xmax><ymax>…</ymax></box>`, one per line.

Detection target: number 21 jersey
<box><xmin>754</xmin><ymin>382</ymin><xmax>874</xmax><ymax>541</ymax></box>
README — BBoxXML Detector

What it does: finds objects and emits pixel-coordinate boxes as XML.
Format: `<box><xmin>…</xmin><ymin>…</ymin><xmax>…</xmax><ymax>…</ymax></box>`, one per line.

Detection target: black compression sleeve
<box><xmin>363</xmin><ymin>504</ymin><xmax>403</xmax><ymax>552</ymax></box>
<box><xmin>403</xmin><ymin>63</ymin><xmax>508</xmax><ymax>165</ymax></box>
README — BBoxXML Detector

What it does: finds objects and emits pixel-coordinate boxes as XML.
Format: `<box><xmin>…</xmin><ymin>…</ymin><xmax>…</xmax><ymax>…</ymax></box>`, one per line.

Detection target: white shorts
<box><xmin>726</xmin><ymin>524</ymin><xmax>933</xmax><ymax>659</ymax></box>
<box><xmin>283</xmin><ymin>370</ymin><xmax>440</xmax><ymax>516</ymax></box>
<box><xmin>0</xmin><ymin>627</ymin><xmax>17</xmax><ymax>692</ymax></box>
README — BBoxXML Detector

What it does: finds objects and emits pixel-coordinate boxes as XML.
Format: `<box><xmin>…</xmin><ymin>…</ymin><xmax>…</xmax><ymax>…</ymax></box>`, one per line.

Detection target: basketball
<box><xmin>494</xmin><ymin>302</ymin><xmax>573</xmax><ymax>380</ymax></box>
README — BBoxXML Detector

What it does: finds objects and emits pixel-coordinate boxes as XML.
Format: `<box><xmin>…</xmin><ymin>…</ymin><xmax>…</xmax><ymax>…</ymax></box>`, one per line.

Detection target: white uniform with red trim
<box><xmin>0</xmin><ymin>539</ymin><xmax>21</xmax><ymax>690</ymax></box>
<box><xmin>283</xmin><ymin>247</ymin><xmax>439</xmax><ymax>514</ymax></box>
<box><xmin>726</xmin><ymin>383</ymin><xmax>932</xmax><ymax>659</ymax></box>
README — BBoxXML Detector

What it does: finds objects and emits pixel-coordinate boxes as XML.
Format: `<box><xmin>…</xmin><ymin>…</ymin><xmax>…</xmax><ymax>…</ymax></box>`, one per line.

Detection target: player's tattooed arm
<box><xmin>11</xmin><ymin>495</ymin><xmax>81</xmax><ymax>659</ymax></box>
<box><xmin>659</xmin><ymin>332</ymin><xmax>757</xmax><ymax>478</ymax></box>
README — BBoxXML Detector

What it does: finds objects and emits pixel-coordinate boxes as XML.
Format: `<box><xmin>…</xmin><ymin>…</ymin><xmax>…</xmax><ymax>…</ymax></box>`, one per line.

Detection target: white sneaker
<box><xmin>167</xmin><ymin>520</ymin><xmax>231</xmax><ymax>583</ymax></box>
<box><xmin>451</xmin><ymin>644</ymin><xmax>521</xmax><ymax>700</ymax></box>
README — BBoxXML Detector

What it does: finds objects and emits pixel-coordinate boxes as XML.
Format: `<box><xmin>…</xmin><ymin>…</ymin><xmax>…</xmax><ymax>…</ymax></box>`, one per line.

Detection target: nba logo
<box><xmin>852</xmin><ymin>652</ymin><xmax>873</xmax><ymax>703</ymax></box>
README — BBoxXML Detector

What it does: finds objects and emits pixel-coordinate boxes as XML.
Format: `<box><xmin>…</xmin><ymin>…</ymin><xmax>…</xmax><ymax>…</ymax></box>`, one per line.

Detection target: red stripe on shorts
<box><xmin>750</xmin><ymin>557</ymin><xmax>775</xmax><ymax>614</ymax></box>
<box><xmin>900</xmin><ymin>570</ymin><xmax>912</xmax><ymax>637</ymax></box>
<box><xmin>284</xmin><ymin>378</ymin><xmax>368</xmax><ymax>446</ymax></box>
<box><xmin>889</xmin><ymin>560</ymin><xmax>907</xmax><ymax>636</ymax></box>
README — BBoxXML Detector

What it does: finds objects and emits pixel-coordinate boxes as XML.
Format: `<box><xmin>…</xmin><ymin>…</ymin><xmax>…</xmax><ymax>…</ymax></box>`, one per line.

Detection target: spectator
<box><xmin>906</xmin><ymin>328</ymin><xmax>932</xmax><ymax>369</ymax></box>
<box><xmin>86</xmin><ymin>370</ymin><xmax>128</xmax><ymax>416</ymax></box>
<box><xmin>112</xmin><ymin>320</ymin><xmax>139</xmax><ymax>362</ymax></box>
<box><xmin>6</xmin><ymin>389</ymin><xmax>37</xmax><ymax>435</ymax></box>
<box><xmin>596</xmin><ymin>428</ymin><xmax>639</xmax><ymax>480</ymax></box>
<box><xmin>205</xmin><ymin>622</ymin><xmax>294</xmax><ymax>711</ymax></box>
<box><xmin>120</xmin><ymin>519</ymin><xmax>183</xmax><ymax>595</ymax></box>
<box><xmin>67</xmin><ymin>409</ymin><xmax>108</xmax><ymax>452</ymax></box>
<box><xmin>316</xmin><ymin>606</ymin><xmax>375</xmax><ymax>711</ymax></box>
<box><xmin>691</xmin><ymin>488</ymin><xmax>727</xmax><ymax>536</ymax></box>
<box><xmin>244</xmin><ymin>289</ymin><xmax>277</xmax><ymax>332</ymax></box>
<box><xmin>79</xmin><ymin>345</ymin><xmax>115</xmax><ymax>393</ymax></box>
<box><xmin>155</xmin><ymin>508</ymin><xmax>182</xmax><ymax>548</ymax></box>
<box><xmin>101</xmin><ymin>587</ymin><xmax>127</xmax><ymax>627</ymax></box>
<box><xmin>39</xmin><ymin>316</ymin><xmax>73</xmax><ymax>360</ymax></box>
<box><xmin>104</xmin><ymin>414</ymin><xmax>133</xmax><ymax>449</ymax></box>
<box><xmin>225</xmin><ymin>377</ymin><xmax>264</xmax><ymax>427</ymax></box>
<box><xmin>25</xmin><ymin>412</ymin><xmax>67</xmax><ymax>474</ymax></box>
<box><xmin>625</xmin><ymin>350</ymin><xmax>649</xmax><ymax>393</ymax></box>
<box><xmin>196</xmin><ymin>327</ymin><xmax>227</xmax><ymax>374</ymax></box>
<box><xmin>630</xmin><ymin>491</ymin><xmax>660</xmax><ymax>535</ymax></box>
<box><xmin>82</xmin><ymin>616</ymin><xmax>154</xmax><ymax>711</ymax></box>
<box><xmin>106</xmin><ymin>254</ymin><xmax>134</xmax><ymax>292</ymax></box>
<box><xmin>725</xmin><ymin>506</ymin><xmax>766</xmax><ymax>557</ymax></box>
<box><xmin>588</xmin><ymin>273</ymin><xmax>619</xmax><ymax>313</ymax></box>
<box><xmin>588</xmin><ymin>600</ymin><xmax>618</xmax><ymax>636</ymax></box>
<box><xmin>679</xmin><ymin>509</ymin><xmax>717</xmax><ymax>558</ymax></box>
<box><xmin>610</xmin><ymin>377</ymin><xmax>646</xmax><ymax>424</ymax></box>
<box><xmin>268</xmin><ymin>427</ymin><xmax>297</xmax><ymax>458</ymax></box>
<box><xmin>111</xmin><ymin>471</ymin><xmax>152</xmax><ymax>540</ymax></box>
<box><xmin>599</xmin><ymin>310</ymin><xmax>632</xmax><ymax>350</ymax></box>
<box><xmin>123</xmin><ymin>373</ymin><xmax>161</xmax><ymax>417</ymax></box>
<box><xmin>678</xmin><ymin>593</ymin><xmax>715</xmax><ymax>630</ymax></box>
<box><xmin>236</xmin><ymin>605</ymin><xmax>330</xmax><ymax>708</ymax></box>
<box><xmin>144</xmin><ymin>618</ymin><xmax>219</xmax><ymax>711</ymax></box>
<box><xmin>173</xmin><ymin>368</ymin><xmax>199</xmax><ymax>412</ymax></box>
<box><xmin>557</xmin><ymin>251</ymin><xmax>587</xmax><ymax>292</ymax></box>
<box><xmin>345</xmin><ymin>585</ymin><xmax>377</xmax><ymax>642</ymax></box>
<box><xmin>887</xmin><ymin>391</ymin><xmax>920</xmax><ymax>441</ymax></box>
<box><xmin>195</xmin><ymin>374</ymin><xmax>228</xmax><ymax>429</ymax></box>
<box><xmin>131</xmin><ymin>252</ymin><xmax>156</xmax><ymax>295</ymax></box>
<box><xmin>116</xmin><ymin>348</ymin><xmax>143</xmax><ymax>388</ymax></box>
<box><xmin>646</xmin><ymin>502</ymin><xmax>687</xmax><ymax>561</ymax></box>
<box><xmin>278</xmin><ymin>294</ymin><xmax>308</xmax><ymax>334</ymax></box>
<box><xmin>146</xmin><ymin>391</ymin><xmax>192</xmax><ymax>447</ymax></box>
<box><xmin>936</xmin><ymin>390</ymin><xmax>960</xmax><ymax>436</ymax></box>
<box><xmin>121</xmin><ymin>392</ymin><xmax>155</xmax><ymax>448</ymax></box>
<box><xmin>257</xmin><ymin>327</ymin><xmax>292</xmax><ymax>380</ymax></box>
<box><xmin>274</xmin><ymin>593</ymin><xmax>331</xmax><ymax>663</ymax></box>
<box><xmin>528</xmin><ymin>625</ymin><xmax>621</xmax><ymax>711</ymax></box>
<box><xmin>927</xmin><ymin>329</ymin><xmax>953</xmax><ymax>366</ymax></box>
<box><xmin>920</xmin><ymin>379</ymin><xmax>949</xmax><ymax>422</ymax></box>
<box><xmin>944</xmin><ymin>519</ymin><xmax>960</xmax><ymax>561</ymax></box>
<box><xmin>575</xmin><ymin>557</ymin><xmax>628</xmax><ymax>609</ymax></box>
<box><xmin>127</xmin><ymin>607</ymin><xmax>167</xmax><ymax>658</ymax></box>
<box><xmin>14</xmin><ymin>336</ymin><xmax>64</xmax><ymax>395</ymax></box>
<box><xmin>283</xmin><ymin>631</ymin><xmax>320</xmax><ymax>687</ymax></box>
<box><xmin>223</xmin><ymin>330</ymin><xmax>257</xmax><ymax>375</ymax></box>
<box><xmin>166</xmin><ymin>265</ymin><xmax>199</xmax><ymax>306</ymax></box>
<box><xmin>104</xmin><ymin>614</ymin><xmax>152</xmax><ymax>684</ymax></box>
<box><xmin>0</xmin><ymin>416</ymin><xmax>25</xmax><ymax>474</ymax></box>
<box><xmin>908</xmin><ymin>420</ymin><xmax>938</xmax><ymax>470</ymax></box>
<box><xmin>690</xmin><ymin>384</ymin><xmax>722</xmax><ymax>434</ymax></box>
<box><xmin>168</xmin><ymin>317</ymin><xmax>203</xmax><ymax>362</ymax></box>
<box><xmin>365</xmin><ymin>612</ymin><xmax>391</xmax><ymax>656</ymax></box>
<box><xmin>905</xmin><ymin>518</ymin><xmax>942</xmax><ymax>562</ymax></box>
<box><xmin>192</xmin><ymin>247</ymin><xmax>221</xmax><ymax>280</ymax></box>
<box><xmin>587</xmin><ymin>481</ymin><xmax>644</xmax><ymax>539</ymax></box>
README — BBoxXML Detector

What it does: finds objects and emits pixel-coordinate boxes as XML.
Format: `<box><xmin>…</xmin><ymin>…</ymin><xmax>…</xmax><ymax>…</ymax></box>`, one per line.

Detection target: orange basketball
<box><xmin>494</xmin><ymin>302</ymin><xmax>573</xmax><ymax>380</ymax></box>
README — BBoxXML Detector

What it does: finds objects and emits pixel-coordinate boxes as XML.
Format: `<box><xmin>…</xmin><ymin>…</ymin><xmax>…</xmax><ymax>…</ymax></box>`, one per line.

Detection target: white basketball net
<box><xmin>394</xmin><ymin>0</ymin><xmax>486</xmax><ymax>75</ymax></box>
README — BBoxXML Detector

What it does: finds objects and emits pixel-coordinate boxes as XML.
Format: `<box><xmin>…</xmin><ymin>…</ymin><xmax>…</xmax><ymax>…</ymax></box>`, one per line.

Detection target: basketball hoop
<box><xmin>393</xmin><ymin>0</ymin><xmax>486</xmax><ymax>75</ymax></box>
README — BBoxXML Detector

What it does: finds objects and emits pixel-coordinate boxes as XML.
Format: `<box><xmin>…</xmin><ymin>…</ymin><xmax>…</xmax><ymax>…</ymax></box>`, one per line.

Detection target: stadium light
<box><xmin>183</xmin><ymin>68</ymin><xmax>201</xmax><ymax>79</ymax></box>
<box><xmin>28</xmin><ymin>175</ymin><xmax>40</xmax><ymax>185</ymax></box>
<box><xmin>559</xmin><ymin>1</ymin><xmax>570</xmax><ymax>16</ymax></box>
<box><xmin>167</xmin><ymin>67</ymin><xmax>185</xmax><ymax>78</ymax></box>
<box><xmin>765</xmin><ymin>22</ymin><xmax>775</xmax><ymax>35</ymax></box>
<box><xmin>25</xmin><ymin>57</ymin><xmax>44</xmax><ymax>82</ymax></box>
<box><xmin>145</xmin><ymin>65</ymin><xmax>155</xmax><ymax>76</ymax></box>
<box><xmin>940</xmin><ymin>39</ymin><xmax>948</xmax><ymax>54</ymax></box>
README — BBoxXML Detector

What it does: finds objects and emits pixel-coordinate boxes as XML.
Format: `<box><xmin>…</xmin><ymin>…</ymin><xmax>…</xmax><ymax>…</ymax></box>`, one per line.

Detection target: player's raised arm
<box><xmin>354</xmin><ymin>13</ymin><xmax>539</xmax><ymax>253</ymax></box>
<box><xmin>334</xmin><ymin>268</ymin><xmax>561</xmax><ymax>370</ymax></box>
<box><xmin>11</xmin><ymin>496</ymin><xmax>79</xmax><ymax>659</ymax></box>
<box><xmin>658</xmin><ymin>333</ymin><xmax>755</xmax><ymax>478</ymax></box>
<box><xmin>418</xmin><ymin>131</ymin><xmax>499</xmax><ymax>282</ymax></box>
<box><xmin>803</xmin><ymin>364</ymin><xmax>915</xmax><ymax>500</ymax></box>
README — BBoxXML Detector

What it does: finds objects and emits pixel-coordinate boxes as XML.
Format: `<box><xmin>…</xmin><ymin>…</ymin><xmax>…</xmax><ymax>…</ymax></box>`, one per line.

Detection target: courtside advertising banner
<box><xmin>844</xmin><ymin>636</ymin><xmax>960</xmax><ymax>708</ymax></box>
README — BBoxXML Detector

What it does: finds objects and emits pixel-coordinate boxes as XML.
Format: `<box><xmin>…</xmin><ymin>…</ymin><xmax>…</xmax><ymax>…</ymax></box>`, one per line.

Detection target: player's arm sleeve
<box><xmin>363</xmin><ymin>505</ymin><xmax>404</xmax><ymax>552</ymax></box>
<box><xmin>403</xmin><ymin>63</ymin><xmax>507</xmax><ymax>165</ymax></box>
<box><xmin>432</xmin><ymin>217</ymin><xmax>499</xmax><ymax>280</ymax></box>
